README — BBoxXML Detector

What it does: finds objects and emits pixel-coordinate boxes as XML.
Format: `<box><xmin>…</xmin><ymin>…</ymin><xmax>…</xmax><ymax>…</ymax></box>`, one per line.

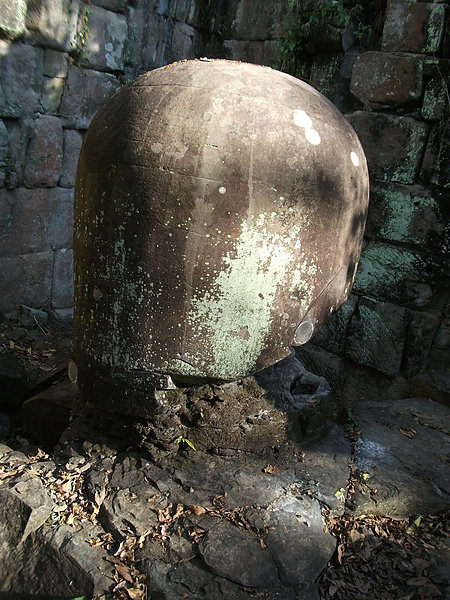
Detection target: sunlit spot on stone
<box><xmin>351</xmin><ymin>151</ymin><xmax>360</xmax><ymax>167</ymax></box>
<box><xmin>293</xmin><ymin>109</ymin><xmax>312</xmax><ymax>129</ymax></box>
<box><xmin>305</xmin><ymin>128</ymin><xmax>321</xmax><ymax>145</ymax></box>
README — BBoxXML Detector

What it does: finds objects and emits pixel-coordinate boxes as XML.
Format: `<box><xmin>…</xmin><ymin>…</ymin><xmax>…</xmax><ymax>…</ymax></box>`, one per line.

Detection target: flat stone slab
<box><xmin>1</xmin><ymin>396</ymin><xmax>449</xmax><ymax>598</ymax></box>
<box><xmin>0</xmin><ymin>421</ymin><xmax>350</xmax><ymax>599</ymax></box>
<box><xmin>349</xmin><ymin>397</ymin><xmax>450</xmax><ymax>517</ymax></box>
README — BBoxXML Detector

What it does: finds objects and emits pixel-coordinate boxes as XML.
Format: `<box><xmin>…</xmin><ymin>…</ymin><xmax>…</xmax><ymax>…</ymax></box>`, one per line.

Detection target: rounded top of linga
<box><xmin>72</xmin><ymin>59</ymin><xmax>369</xmax><ymax>416</ymax></box>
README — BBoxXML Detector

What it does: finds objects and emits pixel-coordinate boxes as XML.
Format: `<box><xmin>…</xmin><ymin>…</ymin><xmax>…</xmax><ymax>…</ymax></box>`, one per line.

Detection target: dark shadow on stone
<box><xmin>63</xmin><ymin>351</ymin><xmax>336</xmax><ymax>462</ymax></box>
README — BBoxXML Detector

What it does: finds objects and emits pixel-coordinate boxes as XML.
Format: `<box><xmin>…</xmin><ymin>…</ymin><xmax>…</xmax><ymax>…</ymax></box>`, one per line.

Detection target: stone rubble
<box><xmin>0</xmin><ymin>358</ymin><xmax>449</xmax><ymax>599</ymax></box>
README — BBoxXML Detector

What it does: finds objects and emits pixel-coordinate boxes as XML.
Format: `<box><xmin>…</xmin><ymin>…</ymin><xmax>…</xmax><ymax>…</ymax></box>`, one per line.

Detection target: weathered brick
<box><xmin>0</xmin><ymin>119</ymin><xmax>8</xmax><ymax>187</ymax></box>
<box><xmin>0</xmin><ymin>187</ymin><xmax>73</xmax><ymax>256</ymax></box>
<box><xmin>0</xmin><ymin>252</ymin><xmax>53</xmax><ymax>314</ymax></box>
<box><xmin>351</xmin><ymin>51</ymin><xmax>423</xmax><ymax>106</ymax></box>
<box><xmin>348</xmin><ymin>111</ymin><xmax>428</xmax><ymax>184</ymax></box>
<box><xmin>41</xmin><ymin>76</ymin><xmax>65</xmax><ymax>115</ymax></box>
<box><xmin>173</xmin><ymin>0</ymin><xmax>195</xmax><ymax>23</ymax></box>
<box><xmin>353</xmin><ymin>242</ymin><xmax>450</xmax><ymax>307</ymax></box>
<box><xmin>0</xmin><ymin>186</ymin><xmax>11</xmax><ymax>239</ymax></box>
<box><xmin>23</xmin><ymin>115</ymin><xmax>63</xmax><ymax>188</ymax></box>
<box><xmin>59</xmin><ymin>129</ymin><xmax>83</xmax><ymax>188</ymax></box>
<box><xmin>411</xmin><ymin>371</ymin><xmax>450</xmax><ymax>406</ymax></box>
<box><xmin>2</xmin><ymin>119</ymin><xmax>30</xmax><ymax>189</ymax></box>
<box><xmin>140</xmin><ymin>14</ymin><xmax>166</xmax><ymax>71</ymax></box>
<box><xmin>262</xmin><ymin>40</ymin><xmax>279</xmax><ymax>68</ymax></box>
<box><xmin>224</xmin><ymin>0</ymin><xmax>285</xmax><ymax>41</ymax></box>
<box><xmin>83</xmin><ymin>5</ymin><xmax>127</xmax><ymax>72</ymax></box>
<box><xmin>382</xmin><ymin>0</ymin><xmax>445</xmax><ymax>54</ymax></box>
<box><xmin>427</xmin><ymin>323</ymin><xmax>450</xmax><ymax>372</ymax></box>
<box><xmin>428</xmin><ymin>324</ymin><xmax>450</xmax><ymax>373</ymax></box>
<box><xmin>365</xmin><ymin>182</ymin><xmax>450</xmax><ymax>256</ymax></box>
<box><xmin>434</xmin><ymin>326</ymin><xmax>450</xmax><ymax>352</ymax></box>
<box><xmin>0</xmin><ymin>0</ymin><xmax>27</xmax><ymax>39</ymax></box>
<box><xmin>346</xmin><ymin>297</ymin><xmax>409</xmax><ymax>377</ymax></box>
<box><xmin>295</xmin><ymin>343</ymin><xmax>344</xmax><ymax>391</ymax></box>
<box><xmin>169</xmin><ymin>21</ymin><xmax>196</xmax><ymax>62</ymax></box>
<box><xmin>222</xmin><ymin>40</ymin><xmax>265</xmax><ymax>65</ymax></box>
<box><xmin>156</xmin><ymin>0</ymin><xmax>170</xmax><ymax>16</ymax></box>
<box><xmin>41</xmin><ymin>49</ymin><xmax>69</xmax><ymax>115</ymax></box>
<box><xmin>52</xmin><ymin>247</ymin><xmax>73</xmax><ymax>308</ymax></box>
<box><xmin>59</xmin><ymin>66</ymin><xmax>121</xmax><ymax>129</ymax></box>
<box><xmin>124</xmin><ymin>5</ymin><xmax>146</xmax><ymax>71</ymax></box>
<box><xmin>92</xmin><ymin>0</ymin><xmax>126</xmax><ymax>11</ymax></box>
<box><xmin>43</xmin><ymin>49</ymin><xmax>69</xmax><ymax>78</ymax></box>
<box><xmin>422</xmin><ymin>75</ymin><xmax>449</xmax><ymax>121</ymax></box>
<box><xmin>312</xmin><ymin>295</ymin><xmax>358</xmax><ymax>356</ymax></box>
<box><xmin>310</xmin><ymin>55</ymin><xmax>346</xmax><ymax>106</ymax></box>
<box><xmin>187</xmin><ymin>1</ymin><xmax>201</xmax><ymax>27</ymax></box>
<box><xmin>339</xmin><ymin>361</ymin><xmax>410</xmax><ymax>405</ymax></box>
<box><xmin>340</xmin><ymin>50</ymin><xmax>359</xmax><ymax>80</ymax></box>
<box><xmin>25</xmin><ymin>0</ymin><xmax>80</xmax><ymax>52</ymax></box>
<box><xmin>404</xmin><ymin>311</ymin><xmax>440</xmax><ymax>377</ymax></box>
<box><xmin>420</xmin><ymin>123</ymin><xmax>450</xmax><ymax>190</ymax></box>
<box><xmin>0</xmin><ymin>42</ymin><xmax>43</xmax><ymax>117</ymax></box>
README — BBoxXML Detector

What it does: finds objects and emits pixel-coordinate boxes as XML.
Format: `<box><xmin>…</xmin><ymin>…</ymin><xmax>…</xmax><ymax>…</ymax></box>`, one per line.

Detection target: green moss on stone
<box><xmin>390</xmin><ymin>121</ymin><xmax>428</xmax><ymax>184</ymax></box>
<box><xmin>375</xmin><ymin>188</ymin><xmax>440</xmax><ymax>247</ymax></box>
<box><xmin>310</xmin><ymin>55</ymin><xmax>341</xmax><ymax>100</ymax></box>
<box><xmin>425</xmin><ymin>4</ymin><xmax>445</xmax><ymax>54</ymax></box>
<box><xmin>422</xmin><ymin>77</ymin><xmax>447</xmax><ymax>121</ymax></box>
<box><xmin>182</xmin><ymin>214</ymin><xmax>317</xmax><ymax>379</ymax></box>
<box><xmin>354</xmin><ymin>244</ymin><xmax>418</xmax><ymax>299</ymax></box>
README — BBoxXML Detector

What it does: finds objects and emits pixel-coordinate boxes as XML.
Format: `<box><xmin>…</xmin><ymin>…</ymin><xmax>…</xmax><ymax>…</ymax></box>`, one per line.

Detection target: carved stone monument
<box><xmin>72</xmin><ymin>59</ymin><xmax>369</xmax><ymax>417</ymax></box>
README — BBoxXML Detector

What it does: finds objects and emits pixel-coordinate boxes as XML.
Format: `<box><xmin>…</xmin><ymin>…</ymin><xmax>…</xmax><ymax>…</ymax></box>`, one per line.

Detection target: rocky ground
<box><xmin>0</xmin><ymin>319</ymin><xmax>449</xmax><ymax>600</ymax></box>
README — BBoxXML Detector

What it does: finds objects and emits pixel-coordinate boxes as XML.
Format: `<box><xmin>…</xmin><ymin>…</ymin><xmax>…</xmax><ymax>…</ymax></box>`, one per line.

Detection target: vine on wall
<box><xmin>74</xmin><ymin>0</ymin><xmax>91</xmax><ymax>67</ymax></box>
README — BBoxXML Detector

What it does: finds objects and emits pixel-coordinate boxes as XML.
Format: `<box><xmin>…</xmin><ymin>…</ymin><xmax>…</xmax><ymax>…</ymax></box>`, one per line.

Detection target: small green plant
<box><xmin>346</xmin><ymin>408</ymin><xmax>357</xmax><ymax>429</ymax></box>
<box><xmin>0</xmin><ymin>321</ymin><xmax>10</xmax><ymax>333</ymax></box>
<box><xmin>75</xmin><ymin>0</ymin><xmax>91</xmax><ymax>67</ymax></box>
<box><xmin>277</xmin><ymin>0</ymin><xmax>371</xmax><ymax>78</ymax></box>
<box><xmin>175</xmin><ymin>435</ymin><xmax>196</xmax><ymax>451</ymax></box>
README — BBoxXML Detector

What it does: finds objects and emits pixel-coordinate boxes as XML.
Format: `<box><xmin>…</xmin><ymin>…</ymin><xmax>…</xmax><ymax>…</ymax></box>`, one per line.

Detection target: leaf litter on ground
<box><xmin>317</xmin><ymin>510</ymin><xmax>449</xmax><ymax>599</ymax></box>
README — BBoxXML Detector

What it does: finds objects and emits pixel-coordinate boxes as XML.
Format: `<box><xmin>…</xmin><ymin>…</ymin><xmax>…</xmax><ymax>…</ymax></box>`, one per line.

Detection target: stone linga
<box><xmin>72</xmin><ymin>59</ymin><xmax>369</xmax><ymax>416</ymax></box>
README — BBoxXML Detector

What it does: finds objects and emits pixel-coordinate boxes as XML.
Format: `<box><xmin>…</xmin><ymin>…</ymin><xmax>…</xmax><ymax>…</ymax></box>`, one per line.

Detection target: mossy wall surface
<box><xmin>292</xmin><ymin>0</ymin><xmax>449</xmax><ymax>401</ymax></box>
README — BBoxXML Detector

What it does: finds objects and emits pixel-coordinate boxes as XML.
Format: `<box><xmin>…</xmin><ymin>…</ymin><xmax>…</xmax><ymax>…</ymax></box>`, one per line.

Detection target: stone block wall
<box><xmin>0</xmin><ymin>0</ymin><xmax>283</xmax><ymax>321</ymax></box>
<box><xmin>295</xmin><ymin>0</ymin><xmax>450</xmax><ymax>403</ymax></box>
<box><xmin>0</xmin><ymin>0</ymin><xmax>203</xmax><ymax>317</ymax></box>
<box><xmin>0</xmin><ymin>0</ymin><xmax>448</xmax><ymax>401</ymax></box>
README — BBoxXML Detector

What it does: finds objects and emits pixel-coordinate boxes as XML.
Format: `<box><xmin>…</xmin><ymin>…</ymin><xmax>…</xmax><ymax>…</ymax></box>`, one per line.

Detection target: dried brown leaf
<box><xmin>190</xmin><ymin>504</ymin><xmax>206</xmax><ymax>515</ymax></box>
<box><xmin>399</xmin><ymin>427</ymin><xmax>416</xmax><ymax>439</ymax></box>
<box><xmin>38</xmin><ymin>364</ymin><xmax>55</xmax><ymax>372</ymax></box>
<box><xmin>406</xmin><ymin>576</ymin><xmax>428</xmax><ymax>587</ymax></box>
<box><xmin>173</xmin><ymin>503</ymin><xmax>184</xmax><ymax>520</ymax></box>
<box><xmin>0</xmin><ymin>469</ymin><xmax>18</xmax><ymax>480</ymax></box>
<box><xmin>126</xmin><ymin>587</ymin><xmax>146</xmax><ymax>600</ymax></box>
<box><xmin>94</xmin><ymin>484</ymin><xmax>107</xmax><ymax>508</ymax></box>
<box><xmin>115</xmin><ymin>563</ymin><xmax>134</xmax><ymax>584</ymax></box>
<box><xmin>412</xmin><ymin>557</ymin><xmax>430</xmax><ymax>574</ymax></box>
<box><xmin>263</xmin><ymin>464</ymin><xmax>286</xmax><ymax>475</ymax></box>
